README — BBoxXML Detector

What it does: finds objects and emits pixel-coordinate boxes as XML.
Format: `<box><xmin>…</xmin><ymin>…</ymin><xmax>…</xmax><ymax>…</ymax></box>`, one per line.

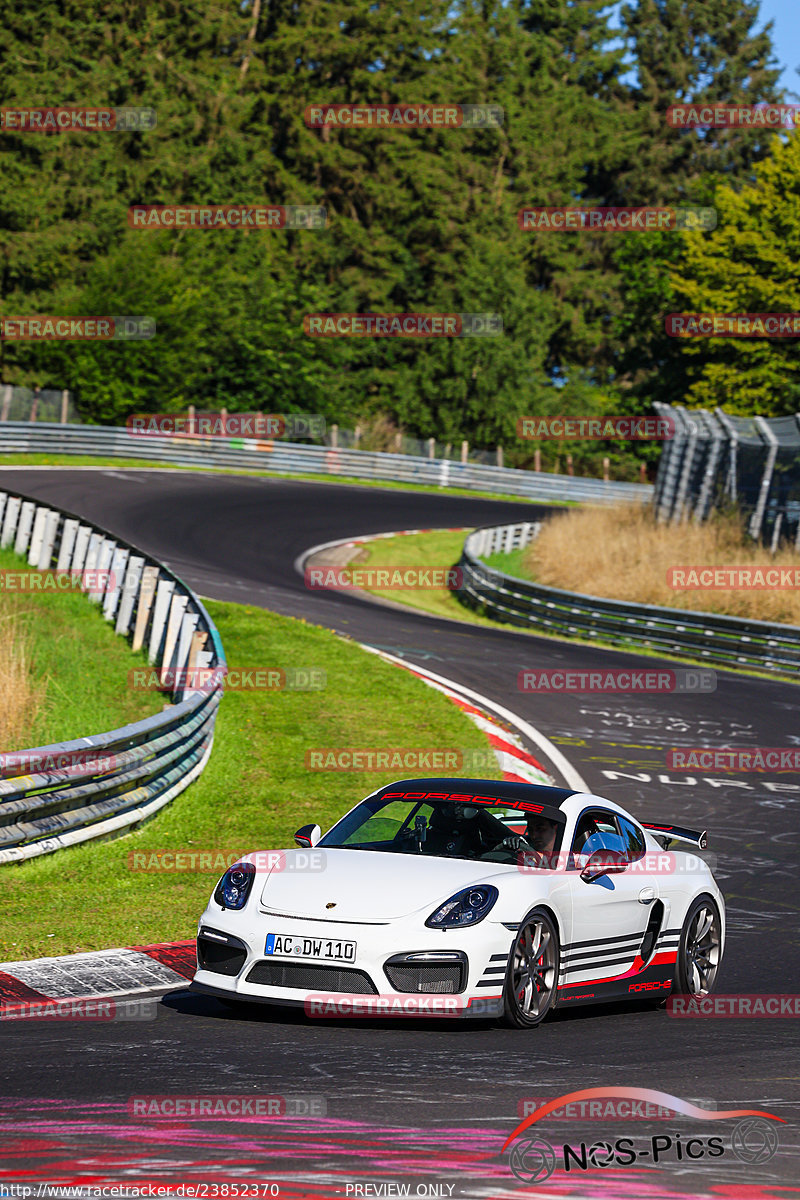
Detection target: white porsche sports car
<box><xmin>191</xmin><ymin>778</ymin><xmax>725</xmax><ymax>1027</ymax></box>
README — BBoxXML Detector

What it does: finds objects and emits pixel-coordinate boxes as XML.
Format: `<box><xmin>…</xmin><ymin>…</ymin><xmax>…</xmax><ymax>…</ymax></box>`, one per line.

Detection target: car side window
<box><xmin>569</xmin><ymin>808</ymin><xmax>621</xmax><ymax>866</ymax></box>
<box><xmin>570</xmin><ymin>809</ymin><xmax>613</xmax><ymax>852</ymax></box>
<box><xmin>617</xmin><ymin>815</ymin><xmax>646</xmax><ymax>863</ymax></box>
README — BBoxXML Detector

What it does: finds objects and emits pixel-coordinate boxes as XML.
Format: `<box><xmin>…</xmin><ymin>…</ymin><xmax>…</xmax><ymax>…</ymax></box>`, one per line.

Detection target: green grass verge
<box><xmin>482</xmin><ymin>546</ymin><xmax>529</xmax><ymax>579</ymax></box>
<box><xmin>0</xmin><ymin>546</ymin><xmax>162</xmax><ymax>747</ymax></box>
<box><xmin>351</xmin><ymin>529</ymin><xmax>514</xmax><ymax>627</ymax></box>
<box><xmin>2</xmin><ymin>600</ymin><xmax>504</xmax><ymax>960</ymax></box>
<box><xmin>0</xmin><ymin>452</ymin><xmax>576</xmax><ymax>507</ymax></box>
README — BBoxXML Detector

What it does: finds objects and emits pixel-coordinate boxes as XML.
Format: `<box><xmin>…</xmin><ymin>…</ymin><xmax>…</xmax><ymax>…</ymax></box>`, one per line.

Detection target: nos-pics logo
<box><xmin>504</xmin><ymin>1088</ymin><xmax>782</xmax><ymax>1184</ymax></box>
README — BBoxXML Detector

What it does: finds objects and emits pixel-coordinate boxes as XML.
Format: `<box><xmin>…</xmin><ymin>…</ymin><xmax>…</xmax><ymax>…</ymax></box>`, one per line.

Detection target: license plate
<box><xmin>265</xmin><ymin>933</ymin><xmax>357</xmax><ymax>963</ymax></box>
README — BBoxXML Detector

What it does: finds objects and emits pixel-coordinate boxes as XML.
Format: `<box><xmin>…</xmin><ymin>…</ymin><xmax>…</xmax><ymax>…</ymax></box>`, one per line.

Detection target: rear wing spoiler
<box><xmin>642</xmin><ymin>823</ymin><xmax>708</xmax><ymax>851</ymax></box>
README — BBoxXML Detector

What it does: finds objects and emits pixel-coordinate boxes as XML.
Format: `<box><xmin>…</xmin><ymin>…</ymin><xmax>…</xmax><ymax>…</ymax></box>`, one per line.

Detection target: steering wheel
<box><xmin>497</xmin><ymin>835</ymin><xmax>530</xmax><ymax>851</ymax></box>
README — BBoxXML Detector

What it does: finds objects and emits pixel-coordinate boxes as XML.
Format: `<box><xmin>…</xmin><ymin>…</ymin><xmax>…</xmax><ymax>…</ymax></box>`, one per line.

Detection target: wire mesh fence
<box><xmin>653</xmin><ymin>403</ymin><xmax>800</xmax><ymax>550</ymax></box>
<box><xmin>0</xmin><ymin>386</ymin><xmax>76</xmax><ymax>424</ymax></box>
<box><xmin>322</xmin><ymin>423</ymin><xmax>505</xmax><ymax>465</ymax></box>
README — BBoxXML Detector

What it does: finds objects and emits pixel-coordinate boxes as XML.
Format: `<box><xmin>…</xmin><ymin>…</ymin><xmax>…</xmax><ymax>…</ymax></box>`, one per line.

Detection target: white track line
<box><xmin>297</xmin><ymin>528</ymin><xmax>587</xmax><ymax>792</ymax></box>
<box><xmin>362</xmin><ymin>645</ymin><xmax>588</xmax><ymax>793</ymax></box>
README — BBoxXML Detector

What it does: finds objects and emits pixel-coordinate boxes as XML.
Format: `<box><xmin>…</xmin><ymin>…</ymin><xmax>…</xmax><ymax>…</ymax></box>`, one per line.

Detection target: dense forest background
<box><xmin>1</xmin><ymin>0</ymin><xmax>797</xmax><ymax>472</ymax></box>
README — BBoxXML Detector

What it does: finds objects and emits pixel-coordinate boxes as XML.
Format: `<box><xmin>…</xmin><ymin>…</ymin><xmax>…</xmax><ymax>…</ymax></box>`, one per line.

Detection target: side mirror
<box><xmin>295</xmin><ymin>823</ymin><xmax>321</xmax><ymax>848</ymax></box>
<box><xmin>580</xmin><ymin>849</ymin><xmax>628</xmax><ymax>883</ymax></box>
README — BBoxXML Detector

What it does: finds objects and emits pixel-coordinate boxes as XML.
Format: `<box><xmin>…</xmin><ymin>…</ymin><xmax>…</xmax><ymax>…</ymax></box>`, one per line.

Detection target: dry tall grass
<box><xmin>0</xmin><ymin>599</ymin><xmax>47</xmax><ymax>750</ymax></box>
<box><xmin>525</xmin><ymin>503</ymin><xmax>800</xmax><ymax>625</ymax></box>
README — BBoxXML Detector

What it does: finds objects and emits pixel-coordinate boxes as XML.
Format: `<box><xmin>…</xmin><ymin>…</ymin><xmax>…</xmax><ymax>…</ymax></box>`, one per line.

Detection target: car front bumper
<box><xmin>190</xmin><ymin>904</ymin><xmax>513</xmax><ymax>1019</ymax></box>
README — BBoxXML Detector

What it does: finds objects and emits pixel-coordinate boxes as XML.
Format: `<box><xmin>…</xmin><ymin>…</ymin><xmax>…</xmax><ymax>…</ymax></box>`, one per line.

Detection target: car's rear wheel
<box><xmin>674</xmin><ymin>895</ymin><xmax>722</xmax><ymax>997</ymax></box>
<box><xmin>502</xmin><ymin>908</ymin><xmax>559</xmax><ymax>1028</ymax></box>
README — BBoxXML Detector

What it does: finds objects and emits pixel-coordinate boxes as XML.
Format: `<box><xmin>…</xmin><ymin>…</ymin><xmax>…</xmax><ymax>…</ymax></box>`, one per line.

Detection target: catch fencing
<box><xmin>0</xmin><ymin>421</ymin><xmax>651</xmax><ymax>506</ymax></box>
<box><xmin>653</xmin><ymin>402</ymin><xmax>800</xmax><ymax>549</ymax></box>
<box><xmin>458</xmin><ymin>522</ymin><xmax>800</xmax><ymax>678</ymax></box>
<box><xmin>0</xmin><ymin>386</ymin><xmax>76</xmax><ymax>424</ymax></box>
<box><xmin>0</xmin><ymin>488</ymin><xmax>225</xmax><ymax>864</ymax></box>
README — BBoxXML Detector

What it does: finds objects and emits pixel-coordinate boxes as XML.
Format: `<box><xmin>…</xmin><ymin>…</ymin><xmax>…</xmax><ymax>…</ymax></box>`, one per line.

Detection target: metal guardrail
<box><xmin>0</xmin><ymin>488</ymin><xmax>226</xmax><ymax>865</ymax></box>
<box><xmin>0</xmin><ymin>422</ymin><xmax>652</xmax><ymax>505</ymax></box>
<box><xmin>457</xmin><ymin>523</ymin><xmax>800</xmax><ymax>677</ymax></box>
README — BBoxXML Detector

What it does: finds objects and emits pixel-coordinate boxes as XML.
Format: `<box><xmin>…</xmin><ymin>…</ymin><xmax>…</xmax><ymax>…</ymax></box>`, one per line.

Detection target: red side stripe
<box><xmin>561</xmin><ymin>952</ymin><xmax>677</xmax><ymax>989</ymax></box>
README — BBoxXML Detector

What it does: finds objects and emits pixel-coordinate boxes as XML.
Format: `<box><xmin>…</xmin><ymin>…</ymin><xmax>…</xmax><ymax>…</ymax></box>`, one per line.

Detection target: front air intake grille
<box><xmin>245</xmin><ymin>961</ymin><xmax>377</xmax><ymax>993</ymax></box>
<box><xmin>384</xmin><ymin>956</ymin><xmax>466</xmax><ymax>994</ymax></box>
<box><xmin>197</xmin><ymin>929</ymin><xmax>248</xmax><ymax>977</ymax></box>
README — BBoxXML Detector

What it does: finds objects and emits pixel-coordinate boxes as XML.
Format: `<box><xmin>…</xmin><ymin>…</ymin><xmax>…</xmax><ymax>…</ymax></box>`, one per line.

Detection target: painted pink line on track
<box><xmin>0</xmin><ymin>1102</ymin><xmax>760</xmax><ymax>1198</ymax></box>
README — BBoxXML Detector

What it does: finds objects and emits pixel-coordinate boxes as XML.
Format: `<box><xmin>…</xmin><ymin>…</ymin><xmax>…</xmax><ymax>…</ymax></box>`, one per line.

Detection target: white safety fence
<box><xmin>0</xmin><ymin>488</ymin><xmax>226</xmax><ymax>864</ymax></box>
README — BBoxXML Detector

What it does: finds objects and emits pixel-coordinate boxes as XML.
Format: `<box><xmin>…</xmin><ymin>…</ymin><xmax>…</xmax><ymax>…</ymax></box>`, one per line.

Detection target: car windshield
<box><xmin>318</xmin><ymin>796</ymin><xmax>564</xmax><ymax>865</ymax></box>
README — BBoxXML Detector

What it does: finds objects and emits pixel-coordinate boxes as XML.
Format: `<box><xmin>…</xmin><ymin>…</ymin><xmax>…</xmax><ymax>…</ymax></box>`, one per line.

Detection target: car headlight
<box><xmin>214</xmin><ymin>861</ymin><xmax>256</xmax><ymax>910</ymax></box>
<box><xmin>425</xmin><ymin>885</ymin><xmax>498</xmax><ymax>929</ymax></box>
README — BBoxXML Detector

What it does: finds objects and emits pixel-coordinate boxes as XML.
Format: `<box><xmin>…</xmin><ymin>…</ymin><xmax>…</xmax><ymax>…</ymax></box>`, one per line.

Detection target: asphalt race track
<box><xmin>2</xmin><ymin>467</ymin><xmax>799</xmax><ymax>1198</ymax></box>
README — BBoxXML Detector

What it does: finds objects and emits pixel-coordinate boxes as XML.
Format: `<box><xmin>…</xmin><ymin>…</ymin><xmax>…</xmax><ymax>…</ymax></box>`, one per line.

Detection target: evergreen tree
<box><xmin>668</xmin><ymin>130</ymin><xmax>800</xmax><ymax>414</ymax></box>
<box><xmin>608</xmin><ymin>0</ymin><xmax>784</xmax><ymax>412</ymax></box>
<box><xmin>617</xmin><ymin>0</ymin><xmax>783</xmax><ymax>204</ymax></box>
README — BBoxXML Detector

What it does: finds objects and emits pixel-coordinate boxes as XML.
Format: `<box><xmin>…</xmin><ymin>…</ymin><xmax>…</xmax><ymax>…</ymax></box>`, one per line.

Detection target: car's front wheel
<box><xmin>502</xmin><ymin>908</ymin><xmax>560</xmax><ymax>1028</ymax></box>
<box><xmin>674</xmin><ymin>895</ymin><xmax>722</xmax><ymax>997</ymax></box>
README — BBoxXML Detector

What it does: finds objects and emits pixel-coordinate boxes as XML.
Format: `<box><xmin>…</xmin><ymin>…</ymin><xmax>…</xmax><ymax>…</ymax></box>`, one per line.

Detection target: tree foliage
<box><xmin>0</xmin><ymin>0</ymin><xmax>793</xmax><ymax>455</ymax></box>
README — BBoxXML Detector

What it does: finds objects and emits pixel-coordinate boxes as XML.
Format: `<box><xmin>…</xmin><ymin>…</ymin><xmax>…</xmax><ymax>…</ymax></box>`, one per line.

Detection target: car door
<box><xmin>560</xmin><ymin>807</ymin><xmax>657</xmax><ymax>989</ymax></box>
